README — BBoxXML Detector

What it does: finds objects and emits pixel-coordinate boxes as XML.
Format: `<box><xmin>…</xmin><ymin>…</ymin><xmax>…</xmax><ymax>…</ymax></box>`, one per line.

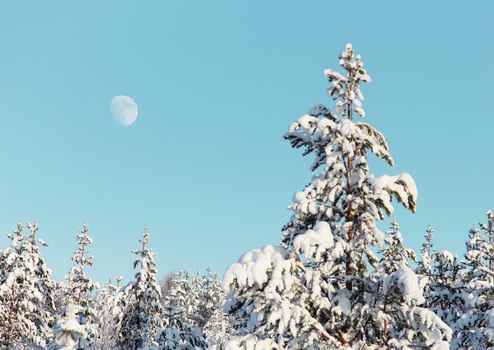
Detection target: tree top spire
<box><xmin>324</xmin><ymin>43</ymin><xmax>371</xmax><ymax>120</ymax></box>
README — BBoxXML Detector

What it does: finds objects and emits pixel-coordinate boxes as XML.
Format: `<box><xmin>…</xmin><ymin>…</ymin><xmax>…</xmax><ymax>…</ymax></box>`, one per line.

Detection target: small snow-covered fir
<box><xmin>159</xmin><ymin>270</ymin><xmax>207</xmax><ymax>350</ymax></box>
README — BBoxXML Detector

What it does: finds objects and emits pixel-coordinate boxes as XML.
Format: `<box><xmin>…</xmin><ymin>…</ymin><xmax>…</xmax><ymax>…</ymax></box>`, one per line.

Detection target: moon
<box><xmin>110</xmin><ymin>95</ymin><xmax>138</xmax><ymax>126</ymax></box>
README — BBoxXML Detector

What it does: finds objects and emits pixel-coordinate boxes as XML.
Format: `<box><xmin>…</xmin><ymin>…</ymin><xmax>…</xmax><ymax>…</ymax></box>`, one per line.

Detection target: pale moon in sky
<box><xmin>110</xmin><ymin>95</ymin><xmax>138</xmax><ymax>126</ymax></box>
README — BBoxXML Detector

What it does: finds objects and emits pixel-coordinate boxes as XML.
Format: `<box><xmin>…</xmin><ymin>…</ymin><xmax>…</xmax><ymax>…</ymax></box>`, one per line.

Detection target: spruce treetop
<box><xmin>283</xmin><ymin>43</ymin><xmax>417</xmax><ymax>275</ymax></box>
<box><xmin>325</xmin><ymin>43</ymin><xmax>371</xmax><ymax>119</ymax></box>
<box><xmin>72</xmin><ymin>223</ymin><xmax>93</xmax><ymax>269</ymax></box>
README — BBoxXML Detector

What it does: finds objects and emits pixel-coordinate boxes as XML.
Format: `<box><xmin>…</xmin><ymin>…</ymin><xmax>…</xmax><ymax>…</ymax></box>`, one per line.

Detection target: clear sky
<box><xmin>0</xmin><ymin>0</ymin><xmax>493</xmax><ymax>283</ymax></box>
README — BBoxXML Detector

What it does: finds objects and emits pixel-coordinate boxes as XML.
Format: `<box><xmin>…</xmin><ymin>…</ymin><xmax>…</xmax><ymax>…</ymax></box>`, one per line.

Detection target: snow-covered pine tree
<box><xmin>28</xmin><ymin>226</ymin><xmax>55</xmax><ymax>300</ymax></box>
<box><xmin>0</xmin><ymin>223</ymin><xmax>55</xmax><ymax>349</ymax></box>
<box><xmin>378</xmin><ymin>219</ymin><xmax>416</xmax><ymax>274</ymax></box>
<box><xmin>416</xmin><ymin>224</ymin><xmax>463</xmax><ymax>331</ymax></box>
<box><xmin>454</xmin><ymin>211</ymin><xmax>494</xmax><ymax>349</ymax></box>
<box><xmin>118</xmin><ymin>228</ymin><xmax>163</xmax><ymax>350</ymax></box>
<box><xmin>224</xmin><ymin>44</ymin><xmax>451</xmax><ymax>349</ymax></box>
<box><xmin>366</xmin><ymin>220</ymin><xmax>452</xmax><ymax>349</ymax></box>
<box><xmin>53</xmin><ymin>280</ymin><xmax>71</xmax><ymax>333</ymax></box>
<box><xmin>48</xmin><ymin>304</ymin><xmax>86</xmax><ymax>350</ymax></box>
<box><xmin>24</xmin><ymin>222</ymin><xmax>57</xmax><ymax>345</ymax></box>
<box><xmin>0</xmin><ymin>224</ymin><xmax>35</xmax><ymax>349</ymax></box>
<box><xmin>190</xmin><ymin>268</ymin><xmax>229</xmax><ymax>330</ymax></box>
<box><xmin>93</xmin><ymin>276</ymin><xmax>123</xmax><ymax>350</ymax></box>
<box><xmin>159</xmin><ymin>270</ymin><xmax>206</xmax><ymax>350</ymax></box>
<box><xmin>416</xmin><ymin>225</ymin><xmax>435</xmax><ymax>292</ymax></box>
<box><xmin>202</xmin><ymin>268</ymin><xmax>231</xmax><ymax>350</ymax></box>
<box><xmin>188</xmin><ymin>272</ymin><xmax>206</xmax><ymax>328</ymax></box>
<box><xmin>223</xmin><ymin>245</ymin><xmax>305</xmax><ymax>350</ymax></box>
<box><xmin>426</xmin><ymin>250</ymin><xmax>463</xmax><ymax>330</ymax></box>
<box><xmin>160</xmin><ymin>272</ymin><xmax>175</xmax><ymax>302</ymax></box>
<box><xmin>416</xmin><ymin>226</ymin><xmax>465</xmax><ymax>332</ymax></box>
<box><xmin>65</xmin><ymin>223</ymin><xmax>98</xmax><ymax>349</ymax></box>
<box><xmin>203</xmin><ymin>307</ymin><xmax>231</xmax><ymax>350</ymax></box>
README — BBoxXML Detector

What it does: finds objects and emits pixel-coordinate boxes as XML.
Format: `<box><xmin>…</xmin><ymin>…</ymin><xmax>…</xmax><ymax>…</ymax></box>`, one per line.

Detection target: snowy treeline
<box><xmin>0</xmin><ymin>225</ymin><xmax>231</xmax><ymax>350</ymax></box>
<box><xmin>1</xmin><ymin>44</ymin><xmax>493</xmax><ymax>350</ymax></box>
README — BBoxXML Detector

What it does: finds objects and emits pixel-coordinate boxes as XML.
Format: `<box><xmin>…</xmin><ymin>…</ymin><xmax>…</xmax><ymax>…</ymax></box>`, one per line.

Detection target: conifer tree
<box><xmin>93</xmin><ymin>276</ymin><xmax>123</xmax><ymax>350</ymax></box>
<box><xmin>454</xmin><ymin>211</ymin><xmax>494</xmax><ymax>349</ymax></box>
<box><xmin>188</xmin><ymin>272</ymin><xmax>206</xmax><ymax>328</ymax></box>
<box><xmin>118</xmin><ymin>228</ymin><xmax>163</xmax><ymax>350</ymax></box>
<box><xmin>65</xmin><ymin>223</ymin><xmax>98</xmax><ymax>349</ymax></box>
<box><xmin>416</xmin><ymin>225</ymin><xmax>435</xmax><ymax>292</ymax></box>
<box><xmin>224</xmin><ymin>44</ymin><xmax>451</xmax><ymax>349</ymax></box>
<box><xmin>48</xmin><ymin>304</ymin><xmax>86</xmax><ymax>350</ymax></box>
<box><xmin>190</xmin><ymin>269</ymin><xmax>228</xmax><ymax>330</ymax></box>
<box><xmin>0</xmin><ymin>223</ymin><xmax>55</xmax><ymax>349</ymax></box>
<box><xmin>204</xmin><ymin>307</ymin><xmax>231</xmax><ymax>350</ymax></box>
<box><xmin>427</xmin><ymin>250</ymin><xmax>463</xmax><ymax>329</ymax></box>
<box><xmin>159</xmin><ymin>270</ymin><xmax>206</xmax><ymax>350</ymax></box>
<box><xmin>24</xmin><ymin>222</ymin><xmax>56</xmax><ymax>346</ymax></box>
<box><xmin>377</xmin><ymin>219</ymin><xmax>416</xmax><ymax>274</ymax></box>
<box><xmin>0</xmin><ymin>224</ymin><xmax>36</xmax><ymax>348</ymax></box>
<box><xmin>202</xmin><ymin>269</ymin><xmax>231</xmax><ymax>350</ymax></box>
<box><xmin>416</xmin><ymin>227</ymin><xmax>464</xmax><ymax>333</ymax></box>
<box><xmin>367</xmin><ymin>220</ymin><xmax>450</xmax><ymax>349</ymax></box>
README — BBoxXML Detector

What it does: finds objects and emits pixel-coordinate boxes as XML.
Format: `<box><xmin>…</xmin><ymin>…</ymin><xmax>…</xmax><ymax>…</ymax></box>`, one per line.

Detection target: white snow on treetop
<box><xmin>223</xmin><ymin>245</ymin><xmax>293</xmax><ymax>290</ymax></box>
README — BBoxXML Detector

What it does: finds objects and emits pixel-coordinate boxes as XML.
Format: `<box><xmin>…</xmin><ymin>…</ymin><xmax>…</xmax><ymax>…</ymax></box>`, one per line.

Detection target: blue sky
<box><xmin>0</xmin><ymin>0</ymin><xmax>493</xmax><ymax>282</ymax></box>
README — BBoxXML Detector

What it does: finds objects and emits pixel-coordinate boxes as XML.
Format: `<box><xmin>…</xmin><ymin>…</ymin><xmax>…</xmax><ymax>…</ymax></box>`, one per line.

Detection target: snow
<box><xmin>371</xmin><ymin>173</ymin><xmax>418</xmax><ymax>213</ymax></box>
<box><xmin>297</xmin><ymin>115</ymin><xmax>318</xmax><ymax>129</ymax></box>
<box><xmin>323</xmin><ymin>69</ymin><xmax>346</xmax><ymax>82</ymax></box>
<box><xmin>58</xmin><ymin>306</ymin><xmax>86</xmax><ymax>336</ymax></box>
<box><xmin>432</xmin><ymin>341</ymin><xmax>450</xmax><ymax>350</ymax></box>
<box><xmin>51</xmin><ymin>304</ymin><xmax>86</xmax><ymax>350</ymax></box>
<box><xmin>373</xmin><ymin>173</ymin><xmax>418</xmax><ymax>201</ymax></box>
<box><xmin>225</xmin><ymin>335</ymin><xmax>279</xmax><ymax>350</ymax></box>
<box><xmin>390</xmin><ymin>266</ymin><xmax>425</xmax><ymax>305</ymax></box>
<box><xmin>332</xmin><ymin>292</ymin><xmax>351</xmax><ymax>315</ymax></box>
<box><xmin>440</xmin><ymin>250</ymin><xmax>455</xmax><ymax>263</ymax></box>
<box><xmin>223</xmin><ymin>245</ymin><xmax>292</xmax><ymax>290</ymax></box>
<box><xmin>293</xmin><ymin>221</ymin><xmax>334</xmax><ymax>260</ymax></box>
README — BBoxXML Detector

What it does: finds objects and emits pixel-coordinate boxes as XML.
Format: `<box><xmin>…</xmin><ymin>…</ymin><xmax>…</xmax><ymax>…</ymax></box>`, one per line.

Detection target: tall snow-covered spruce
<box><xmin>453</xmin><ymin>211</ymin><xmax>494</xmax><ymax>349</ymax></box>
<box><xmin>65</xmin><ymin>223</ymin><xmax>98</xmax><ymax>349</ymax></box>
<box><xmin>416</xmin><ymin>225</ymin><xmax>435</xmax><ymax>293</ymax></box>
<box><xmin>202</xmin><ymin>269</ymin><xmax>232</xmax><ymax>350</ymax></box>
<box><xmin>93</xmin><ymin>276</ymin><xmax>123</xmax><ymax>350</ymax></box>
<box><xmin>118</xmin><ymin>228</ymin><xmax>163</xmax><ymax>350</ymax></box>
<box><xmin>0</xmin><ymin>223</ymin><xmax>55</xmax><ymax>349</ymax></box>
<box><xmin>224</xmin><ymin>44</ymin><xmax>451</xmax><ymax>349</ymax></box>
<box><xmin>159</xmin><ymin>270</ymin><xmax>207</xmax><ymax>350</ymax></box>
